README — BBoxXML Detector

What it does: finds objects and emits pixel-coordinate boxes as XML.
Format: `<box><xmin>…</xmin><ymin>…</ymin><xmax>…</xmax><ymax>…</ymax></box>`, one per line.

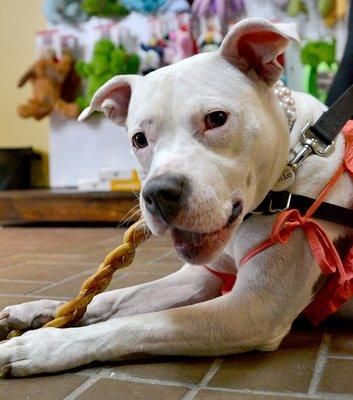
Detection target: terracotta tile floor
<box><xmin>0</xmin><ymin>227</ymin><xmax>353</xmax><ymax>400</ymax></box>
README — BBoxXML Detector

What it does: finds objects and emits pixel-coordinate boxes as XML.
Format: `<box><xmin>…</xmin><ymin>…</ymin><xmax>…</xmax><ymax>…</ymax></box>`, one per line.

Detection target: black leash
<box><xmin>311</xmin><ymin>83</ymin><xmax>353</xmax><ymax>145</ymax></box>
<box><xmin>248</xmin><ymin>83</ymin><xmax>353</xmax><ymax>228</ymax></box>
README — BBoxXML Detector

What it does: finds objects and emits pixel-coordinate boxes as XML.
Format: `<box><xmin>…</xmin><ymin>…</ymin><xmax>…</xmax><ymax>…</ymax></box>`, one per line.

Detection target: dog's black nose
<box><xmin>143</xmin><ymin>175</ymin><xmax>189</xmax><ymax>223</ymax></box>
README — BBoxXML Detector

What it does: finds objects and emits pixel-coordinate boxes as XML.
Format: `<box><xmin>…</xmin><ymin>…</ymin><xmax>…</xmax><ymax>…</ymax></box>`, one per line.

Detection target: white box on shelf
<box><xmin>49</xmin><ymin>114</ymin><xmax>137</xmax><ymax>188</ymax></box>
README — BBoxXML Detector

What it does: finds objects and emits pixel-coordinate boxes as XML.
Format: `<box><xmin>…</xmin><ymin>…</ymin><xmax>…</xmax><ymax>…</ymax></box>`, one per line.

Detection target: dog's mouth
<box><xmin>170</xmin><ymin>201</ymin><xmax>243</xmax><ymax>263</ymax></box>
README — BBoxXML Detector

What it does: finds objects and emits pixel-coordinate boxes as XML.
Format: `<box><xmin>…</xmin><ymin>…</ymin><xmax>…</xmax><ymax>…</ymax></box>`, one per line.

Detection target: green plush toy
<box><xmin>300</xmin><ymin>40</ymin><xmax>336</xmax><ymax>101</ymax></box>
<box><xmin>75</xmin><ymin>39</ymin><xmax>139</xmax><ymax>110</ymax></box>
<box><xmin>287</xmin><ymin>0</ymin><xmax>307</xmax><ymax>17</ymax></box>
<box><xmin>81</xmin><ymin>0</ymin><xmax>128</xmax><ymax>18</ymax></box>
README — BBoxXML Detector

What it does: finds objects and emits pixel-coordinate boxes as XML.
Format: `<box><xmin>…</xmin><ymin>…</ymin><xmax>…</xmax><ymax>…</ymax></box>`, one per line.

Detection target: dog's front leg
<box><xmin>0</xmin><ymin>264</ymin><xmax>224</xmax><ymax>377</ymax></box>
<box><xmin>0</xmin><ymin>289</ymin><xmax>290</xmax><ymax>377</ymax></box>
<box><xmin>79</xmin><ymin>263</ymin><xmax>222</xmax><ymax>324</ymax></box>
<box><xmin>0</xmin><ymin>236</ymin><xmax>321</xmax><ymax>377</ymax></box>
<box><xmin>0</xmin><ymin>295</ymin><xmax>256</xmax><ymax>377</ymax></box>
<box><xmin>0</xmin><ymin>264</ymin><xmax>221</xmax><ymax>339</ymax></box>
<box><xmin>0</xmin><ymin>244</ymin><xmax>318</xmax><ymax>377</ymax></box>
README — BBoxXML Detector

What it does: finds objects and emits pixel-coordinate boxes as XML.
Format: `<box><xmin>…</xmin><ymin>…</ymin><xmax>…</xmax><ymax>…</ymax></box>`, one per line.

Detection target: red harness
<box><xmin>206</xmin><ymin>121</ymin><xmax>353</xmax><ymax>325</ymax></box>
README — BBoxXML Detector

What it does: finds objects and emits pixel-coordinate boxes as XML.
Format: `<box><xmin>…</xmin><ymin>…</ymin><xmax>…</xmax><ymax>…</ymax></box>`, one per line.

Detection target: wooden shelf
<box><xmin>0</xmin><ymin>189</ymin><xmax>139</xmax><ymax>225</ymax></box>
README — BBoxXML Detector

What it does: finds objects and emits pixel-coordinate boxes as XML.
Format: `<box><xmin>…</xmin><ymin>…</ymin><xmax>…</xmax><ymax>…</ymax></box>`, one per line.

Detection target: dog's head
<box><xmin>80</xmin><ymin>18</ymin><xmax>299</xmax><ymax>264</ymax></box>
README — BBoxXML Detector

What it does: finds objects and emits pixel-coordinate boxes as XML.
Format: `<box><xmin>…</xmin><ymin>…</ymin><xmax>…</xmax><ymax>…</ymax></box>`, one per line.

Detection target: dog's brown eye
<box><xmin>205</xmin><ymin>111</ymin><xmax>228</xmax><ymax>130</ymax></box>
<box><xmin>132</xmin><ymin>132</ymin><xmax>148</xmax><ymax>149</ymax></box>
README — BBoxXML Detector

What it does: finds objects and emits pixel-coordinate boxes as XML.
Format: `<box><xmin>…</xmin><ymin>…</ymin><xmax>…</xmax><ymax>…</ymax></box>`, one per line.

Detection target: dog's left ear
<box><xmin>78</xmin><ymin>75</ymin><xmax>141</xmax><ymax>125</ymax></box>
<box><xmin>219</xmin><ymin>18</ymin><xmax>299</xmax><ymax>85</ymax></box>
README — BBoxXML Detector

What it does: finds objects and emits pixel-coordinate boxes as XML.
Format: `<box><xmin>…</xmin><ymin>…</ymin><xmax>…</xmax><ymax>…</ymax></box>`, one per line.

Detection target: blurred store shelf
<box><xmin>0</xmin><ymin>189</ymin><xmax>139</xmax><ymax>226</ymax></box>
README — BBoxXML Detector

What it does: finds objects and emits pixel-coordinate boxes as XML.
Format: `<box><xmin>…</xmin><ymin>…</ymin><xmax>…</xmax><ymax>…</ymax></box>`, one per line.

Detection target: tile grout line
<box><xmin>0</xmin><ymin>258</ymin><xmax>99</xmax><ymax>277</ymax></box>
<box><xmin>97</xmin><ymin>370</ymin><xmax>194</xmax><ymax>388</ymax></box>
<box><xmin>146</xmin><ymin>250</ymin><xmax>175</xmax><ymax>265</ymax></box>
<box><xmin>308</xmin><ymin>332</ymin><xmax>331</xmax><ymax>395</ymax></box>
<box><xmin>62</xmin><ymin>375</ymin><xmax>101</xmax><ymax>400</ymax></box>
<box><xmin>202</xmin><ymin>385</ymin><xmax>353</xmax><ymax>400</ymax></box>
<box><xmin>327</xmin><ymin>354</ymin><xmax>353</xmax><ymax>360</ymax></box>
<box><xmin>198</xmin><ymin>357</ymin><xmax>225</xmax><ymax>387</ymax></box>
<box><xmin>76</xmin><ymin>366</ymin><xmax>353</xmax><ymax>400</ymax></box>
<box><xmin>0</xmin><ymin>278</ymin><xmax>52</xmax><ymax>284</ymax></box>
<box><xmin>0</xmin><ymin>292</ymin><xmax>70</xmax><ymax>300</ymax></box>
<box><xmin>26</xmin><ymin>263</ymin><xmax>135</xmax><ymax>296</ymax></box>
<box><xmin>75</xmin><ymin>356</ymin><xmax>224</xmax><ymax>400</ymax></box>
<box><xmin>27</xmin><ymin>266</ymin><xmax>118</xmax><ymax>295</ymax></box>
<box><xmin>179</xmin><ymin>357</ymin><xmax>225</xmax><ymax>400</ymax></box>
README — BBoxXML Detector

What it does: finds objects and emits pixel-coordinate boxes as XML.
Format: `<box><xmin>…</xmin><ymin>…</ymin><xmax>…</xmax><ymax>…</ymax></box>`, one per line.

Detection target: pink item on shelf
<box><xmin>192</xmin><ymin>0</ymin><xmax>244</xmax><ymax>20</ymax></box>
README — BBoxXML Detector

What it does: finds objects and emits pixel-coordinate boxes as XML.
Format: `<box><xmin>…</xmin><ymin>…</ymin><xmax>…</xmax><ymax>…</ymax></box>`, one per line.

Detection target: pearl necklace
<box><xmin>273</xmin><ymin>81</ymin><xmax>296</xmax><ymax>128</ymax></box>
<box><xmin>271</xmin><ymin>80</ymin><xmax>298</xmax><ymax>191</ymax></box>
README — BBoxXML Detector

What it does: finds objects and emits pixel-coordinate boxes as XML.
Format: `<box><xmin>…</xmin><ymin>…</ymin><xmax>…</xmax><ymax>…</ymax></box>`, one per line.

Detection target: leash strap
<box><xmin>248</xmin><ymin>83</ymin><xmax>353</xmax><ymax>228</ymax></box>
<box><xmin>310</xmin><ymin>84</ymin><xmax>353</xmax><ymax>145</ymax></box>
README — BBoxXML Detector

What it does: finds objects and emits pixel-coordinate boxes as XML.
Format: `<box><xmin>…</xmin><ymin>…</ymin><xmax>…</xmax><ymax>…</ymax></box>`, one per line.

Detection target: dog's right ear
<box><xmin>78</xmin><ymin>75</ymin><xmax>140</xmax><ymax>126</ymax></box>
<box><xmin>219</xmin><ymin>18</ymin><xmax>299</xmax><ymax>85</ymax></box>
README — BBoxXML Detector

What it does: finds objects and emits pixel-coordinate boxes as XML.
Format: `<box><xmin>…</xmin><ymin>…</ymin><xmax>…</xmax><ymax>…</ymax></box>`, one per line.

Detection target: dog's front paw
<box><xmin>0</xmin><ymin>327</ymin><xmax>87</xmax><ymax>377</ymax></box>
<box><xmin>0</xmin><ymin>328</ymin><xmax>65</xmax><ymax>377</ymax></box>
<box><xmin>0</xmin><ymin>299</ymin><xmax>62</xmax><ymax>340</ymax></box>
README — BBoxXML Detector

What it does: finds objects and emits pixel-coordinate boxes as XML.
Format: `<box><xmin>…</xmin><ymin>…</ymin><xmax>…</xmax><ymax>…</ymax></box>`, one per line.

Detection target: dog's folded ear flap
<box><xmin>78</xmin><ymin>75</ymin><xmax>140</xmax><ymax>125</ymax></box>
<box><xmin>219</xmin><ymin>18</ymin><xmax>299</xmax><ymax>85</ymax></box>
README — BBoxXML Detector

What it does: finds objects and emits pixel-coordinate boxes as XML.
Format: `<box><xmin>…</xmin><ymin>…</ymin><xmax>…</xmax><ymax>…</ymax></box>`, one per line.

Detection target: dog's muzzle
<box><xmin>142</xmin><ymin>174</ymin><xmax>190</xmax><ymax>224</ymax></box>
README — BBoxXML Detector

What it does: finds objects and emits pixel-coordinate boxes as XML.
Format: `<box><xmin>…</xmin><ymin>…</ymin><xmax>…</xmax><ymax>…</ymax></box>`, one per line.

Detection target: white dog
<box><xmin>1</xmin><ymin>18</ymin><xmax>352</xmax><ymax>377</ymax></box>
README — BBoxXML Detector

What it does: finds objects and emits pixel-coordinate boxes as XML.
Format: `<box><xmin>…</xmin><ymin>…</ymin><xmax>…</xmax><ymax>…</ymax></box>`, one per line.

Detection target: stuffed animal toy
<box><xmin>119</xmin><ymin>29</ymin><xmax>162</xmax><ymax>75</ymax></box>
<box><xmin>273</xmin><ymin>0</ymin><xmax>289</xmax><ymax>9</ymax></box>
<box><xmin>301</xmin><ymin>40</ymin><xmax>336</xmax><ymax>101</ymax></box>
<box><xmin>192</xmin><ymin>0</ymin><xmax>244</xmax><ymax>20</ymax></box>
<box><xmin>43</xmin><ymin>0</ymin><xmax>89</xmax><ymax>24</ymax></box>
<box><xmin>164</xmin><ymin>25</ymin><xmax>195</xmax><ymax>64</ymax></box>
<box><xmin>286</xmin><ymin>0</ymin><xmax>307</xmax><ymax>16</ymax></box>
<box><xmin>139</xmin><ymin>42</ymin><xmax>163</xmax><ymax>75</ymax></box>
<box><xmin>121</xmin><ymin>0</ymin><xmax>166</xmax><ymax>13</ymax></box>
<box><xmin>159</xmin><ymin>0</ymin><xmax>190</xmax><ymax>13</ymax></box>
<box><xmin>75</xmin><ymin>39</ymin><xmax>139</xmax><ymax>110</ymax></box>
<box><xmin>197</xmin><ymin>18</ymin><xmax>223</xmax><ymax>53</ymax></box>
<box><xmin>81</xmin><ymin>0</ymin><xmax>128</xmax><ymax>18</ymax></box>
<box><xmin>318</xmin><ymin>0</ymin><xmax>348</xmax><ymax>27</ymax></box>
<box><xmin>17</xmin><ymin>50</ymin><xmax>81</xmax><ymax>120</ymax></box>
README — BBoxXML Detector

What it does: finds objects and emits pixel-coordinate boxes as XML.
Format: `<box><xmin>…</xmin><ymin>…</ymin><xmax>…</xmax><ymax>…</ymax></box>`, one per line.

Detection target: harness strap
<box><xmin>203</xmin><ymin>266</ymin><xmax>236</xmax><ymax>295</ymax></box>
<box><xmin>240</xmin><ymin>208</ymin><xmax>347</xmax><ymax>275</ymax></box>
<box><xmin>204</xmin><ymin>122</ymin><xmax>353</xmax><ymax>324</ymax></box>
<box><xmin>240</xmin><ymin>121</ymin><xmax>353</xmax><ymax>324</ymax></box>
<box><xmin>304</xmin><ymin>246</ymin><xmax>353</xmax><ymax>325</ymax></box>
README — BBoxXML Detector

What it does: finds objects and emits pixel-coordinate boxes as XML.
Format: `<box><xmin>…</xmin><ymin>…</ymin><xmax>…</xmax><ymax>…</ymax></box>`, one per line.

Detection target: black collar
<box><xmin>245</xmin><ymin>191</ymin><xmax>353</xmax><ymax>229</ymax></box>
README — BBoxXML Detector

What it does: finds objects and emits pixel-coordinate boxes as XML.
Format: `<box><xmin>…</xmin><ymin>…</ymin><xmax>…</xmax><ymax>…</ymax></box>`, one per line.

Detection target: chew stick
<box><xmin>7</xmin><ymin>218</ymin><xmax>151</xmax><ymax>339</ymax></box>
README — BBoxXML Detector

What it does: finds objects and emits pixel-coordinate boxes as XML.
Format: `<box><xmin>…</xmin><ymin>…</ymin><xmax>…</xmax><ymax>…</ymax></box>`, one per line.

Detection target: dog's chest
<box><xmin>224</xmin><ymin>214</ymin><xmax>276</xmax><ymax>269</ymax></box>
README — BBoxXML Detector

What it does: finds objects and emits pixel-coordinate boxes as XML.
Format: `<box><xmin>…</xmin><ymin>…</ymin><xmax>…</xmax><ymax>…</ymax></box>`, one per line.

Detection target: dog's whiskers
<box><xmin>118</xmin><ymin>205</ymin><xmax>141</xmax><ymax>228</ymax></box>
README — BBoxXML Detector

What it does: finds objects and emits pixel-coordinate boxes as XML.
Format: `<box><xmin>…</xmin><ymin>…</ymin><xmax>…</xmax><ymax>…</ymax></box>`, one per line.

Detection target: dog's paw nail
<box><xmin>0</xmin><ymin>365</ymin><xmax>12</xmax><ymax>379</ymax></box>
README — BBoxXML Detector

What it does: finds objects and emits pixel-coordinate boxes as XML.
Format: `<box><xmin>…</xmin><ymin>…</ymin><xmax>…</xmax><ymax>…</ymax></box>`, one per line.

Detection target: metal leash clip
<box><xmin>289</xmin><ymin>123</ymin><xmax>335</xmax><ymax>170</ymax></box>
